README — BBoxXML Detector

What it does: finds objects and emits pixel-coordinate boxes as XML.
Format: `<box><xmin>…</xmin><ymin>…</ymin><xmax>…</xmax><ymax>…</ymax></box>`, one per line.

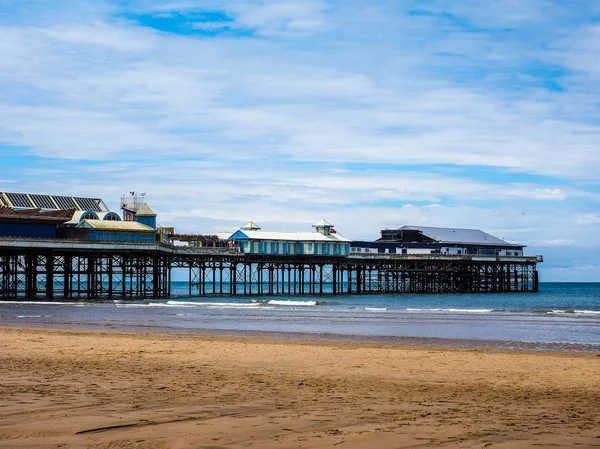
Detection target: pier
<box><xmin>0</xmin><ymin>239</ymin><xmax>541</xmax><ymax>299</ymax></box>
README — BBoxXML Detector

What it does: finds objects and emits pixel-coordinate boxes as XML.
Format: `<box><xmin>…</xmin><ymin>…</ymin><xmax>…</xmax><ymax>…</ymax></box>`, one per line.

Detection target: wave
<box><xmin>575</xmin><ymin>310</ymin><xmax>600</xmax><ymax>315</ymax></box>
<box><xmin>316</xmin><ymin>300</ymin><xmax>340</xmax><ymax>306</ymax></box>
<box><xmin>167</xmin><ymin>301</ymin><xmax>260</xmax><ymax>308</ymax></box>
<box><xmin>166</xmin><ymin>301</ymin><xmax>268</xmax><ymax>310</ymax></box>
<box><xmin>406</xmin><ymin>308</ymin><xmax>493</xmax><ymax>313</ymax></box>
<box><xmin>546</xmin><ymin>309</ymin><xmax>600</xmax><ymax>316</ymax></box>
<box><xmin>115</xmin><ymin>302</ymin><xmax>180</xmax><ymax>308</ymax></box>
<box><xmin>364</xmin><ymin>307</ymin><xmax>388</xmax><ymax>312</ymax></box>
<box><xmin>206</xmin><ymin>303</ymin><xmax>271</xmax><ymax>309</ymax></box>
<box><xmin>267</xmin><ymin>300</ymin><xmax>317</xmax><ymax>306</ymax></box>
<box><xmin>0</xmin><ymin>300</ymin><xmax>79</xmax><ymax>306</ymax></box>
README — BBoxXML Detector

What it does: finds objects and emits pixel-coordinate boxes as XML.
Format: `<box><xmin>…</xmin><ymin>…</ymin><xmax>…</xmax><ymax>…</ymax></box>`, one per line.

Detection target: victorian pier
<box><xmin>0</xmin><ymin>239</ymin><xmax>541</xmax><ymax>300</ymax></box>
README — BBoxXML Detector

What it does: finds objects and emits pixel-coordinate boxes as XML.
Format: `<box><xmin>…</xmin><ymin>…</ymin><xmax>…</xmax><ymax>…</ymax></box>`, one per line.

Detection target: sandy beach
<box><xmin>0</xmin><ymin>327</ymin><xmax>598</xmax><ymax>448</ymax></box>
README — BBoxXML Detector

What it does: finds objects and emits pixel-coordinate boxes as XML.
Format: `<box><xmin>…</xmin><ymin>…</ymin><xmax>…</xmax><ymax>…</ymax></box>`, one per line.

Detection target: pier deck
<box><xmin>0</xmin><ymin>239</ymin><xmax>541</xmax><ymax>299</ymax></box>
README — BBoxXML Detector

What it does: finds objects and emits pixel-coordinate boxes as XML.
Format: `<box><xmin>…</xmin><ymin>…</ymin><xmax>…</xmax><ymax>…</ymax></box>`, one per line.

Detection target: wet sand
<box><xmin>0</xmin><ymin>327</ymin><xmax>599</xmax><ymax>448</ymax></box>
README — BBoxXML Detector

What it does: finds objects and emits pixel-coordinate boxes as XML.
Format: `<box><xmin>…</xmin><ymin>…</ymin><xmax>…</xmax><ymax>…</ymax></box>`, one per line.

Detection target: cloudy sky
<box><xmin>1</xmin><ymin>0</ymin><xmax>599</xmax><ymax>281</ymax></box>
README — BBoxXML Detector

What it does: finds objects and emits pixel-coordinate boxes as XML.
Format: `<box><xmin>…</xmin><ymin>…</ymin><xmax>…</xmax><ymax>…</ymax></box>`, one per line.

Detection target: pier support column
<box><xmin>25</xmin><ymin>253</ymin><xmax>35</xmax><ymax>299</ymax></box>
<box><xmin>319</xmin><ymin>265</ymin><xmax>324</xmax><ymax>295</ymax></box>
<box><xmin>231</xmin><ymin>263</ymin><xmax>237</xmax><ymax>295</ymax></box>
<box><xmin>332</xmin><ymin>265</ymin><xmax>337</xmax><ymax>295</ymax></box>
<box><xmin>45</xmin><ymin>254</ymin><xmax>54</xmax><ymax>299</ymax></box>
<box><xmin>219</xmin><ymin>262</ymin><xmax>223</xmax><ymax>295</ymax></box>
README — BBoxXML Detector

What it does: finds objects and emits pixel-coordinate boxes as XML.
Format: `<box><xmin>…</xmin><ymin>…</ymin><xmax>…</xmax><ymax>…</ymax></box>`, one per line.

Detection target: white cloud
<box><xmin>40</xmin><ymin>22</ymin><xmax>156</xmax><ymax>51</ymax></box>
<box><xmin>554</xmin><ymin>25</ymin><xmax>600</xmax><ymax>79</ymax></box>
<box><xmin>529</xmin><ymin>239</ymin><xmax>577</xmax><ymax>246</ymax></box>
<box><xmin>0</xmin><ymin>14</ymin><xmax>599</xmax><ymax>179</ymax></box>
<box><xmin>225</xmin><ymin>0</ymin><xmax>332</xmax><ymax>35</ymax></box>
<box><xmin>576</xmin><ymin>214</ymin><xmax>600</xmax><ymax>226</ymax></box>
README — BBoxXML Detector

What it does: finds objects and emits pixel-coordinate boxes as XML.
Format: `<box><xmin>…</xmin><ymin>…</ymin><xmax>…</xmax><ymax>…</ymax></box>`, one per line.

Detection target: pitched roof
<box><xmin>0</xmin><ymin>192</ymin><xmax>107</xmax><ymax>211</ymax></box>
<box><xmin>78</xmin><ymin>220</ymin><xmax>155</xmax><ymax>232</ymax></box>
<box><xmin>0</xmin><ymin>207</ymin><xmax>74</xmax><ymax>224</ymax></box>
<box><xmin>230</xmin><ymin>229</ymin><xmax>351</xmax><ymax>243</ymax></box>
<box><xmin>135</xmin><ymin>202</ymin><xmax>156</xmax><ymax>217</ymax></box>
<box><xmin>400</xmin><ymin>225</ymin><xmax>516</xmax><ymax>246</ymax></box>
<box><xmin>313</xmin><ymin>218</ymin><xmax>333</xmax><ymax>228</ymax></box>
<box><xmin>241</xmin><ymin>221</ymin><xmax>261</xmax><ymax>230</ymax></box>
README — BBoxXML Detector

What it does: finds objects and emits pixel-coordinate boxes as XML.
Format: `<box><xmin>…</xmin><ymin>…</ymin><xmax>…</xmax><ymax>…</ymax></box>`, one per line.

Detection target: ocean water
<box><xmin>0</xmin><ymin>282</ymin><xmax>599</xmax><ymax>351</ymax></box>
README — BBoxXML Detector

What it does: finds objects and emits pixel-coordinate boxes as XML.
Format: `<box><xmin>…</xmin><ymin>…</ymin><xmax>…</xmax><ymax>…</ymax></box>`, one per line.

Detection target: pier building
<box><xmin>0</xmin><ymin>191</ymin><xmax>542</xmax><ymax>298</ymax></box>
<box><xmin>64</xmin><ymin>210</ymin><xmax>122</xmax><ymax>227</ymax></box>
<box><xmin>0</xmin><ymin>192</ymin><xmax>169</xmax><ymax>243</ymax></box>
<box><xmin>121</xmin><ymin>197</ymin><xmax>157</xmax><ymax>230</ymax></box>
<box><xmin>73</xmin><ymin>195</ymin><xmax>160</xmax><ymax>243</ymax></box>
<box><xmin>0</xmin><ymin>207</ymin><xmax>73</xmax><ymax>239</ymax></box>
<box><xmin>77</xmin><ymin>220</ymin><xmax>156</xmax><ymax>243</ymax></box>
<box><xmin>352</xmin><ymin>225</ymin><xmax>524</xmax><ymax>256</ymax></box>
<box><xmin>0</xmin><ymin>191</ymin><xmax>109</xmax><ymax>239</ymax></box>
<box><xmin>228</xmin><ymin>219</ymin><xmax>351</xmax><ymax>256</ymax></box>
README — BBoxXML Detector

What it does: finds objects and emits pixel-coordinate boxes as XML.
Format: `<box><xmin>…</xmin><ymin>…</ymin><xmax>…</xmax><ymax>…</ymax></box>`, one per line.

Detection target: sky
<box><xmin>0</xmin><ymin>0</ymin><xmax>599</xmax><ymax>281</ymax></box>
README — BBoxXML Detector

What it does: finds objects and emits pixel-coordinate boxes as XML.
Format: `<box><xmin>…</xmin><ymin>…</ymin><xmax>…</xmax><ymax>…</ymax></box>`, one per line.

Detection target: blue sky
<box><xmin>1</xmin><ymin>0</ymin><xmax>599</xmax><ymax>281</ymax></box>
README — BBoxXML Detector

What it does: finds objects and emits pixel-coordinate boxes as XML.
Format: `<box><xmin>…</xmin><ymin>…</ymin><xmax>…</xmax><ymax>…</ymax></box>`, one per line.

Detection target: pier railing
<box><xmin>172</xmin><ymin>246</ymin><xmax>241</xmax><ymax>255</ymax></box>
<box><xmin>0</xmin><ymin>238</ymin><xmax>241</xmax><ymax>255</ymax></box>
<box><xmin>349</xmin><ymin>253</ymin><xmax>544</xmax><ymax>263</ymax></box>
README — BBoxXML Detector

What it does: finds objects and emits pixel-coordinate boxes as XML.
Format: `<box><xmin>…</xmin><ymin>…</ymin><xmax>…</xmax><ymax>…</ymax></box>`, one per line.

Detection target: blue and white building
<box><xmin>229</xmin><ymin>219</ymin><xmax>351</xmax><ymax>256</ymax></box>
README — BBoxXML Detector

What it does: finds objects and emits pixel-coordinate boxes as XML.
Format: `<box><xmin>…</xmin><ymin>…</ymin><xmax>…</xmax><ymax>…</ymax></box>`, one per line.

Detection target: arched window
<box><xmin>103</xmin><ymin>212</ymin><xmax>121</xmax><ymax>221</ymax></box>
<box><xmin>78</xmin><ymin>210</ymin><xmax>99</xmax><ymax>223</ymax></box>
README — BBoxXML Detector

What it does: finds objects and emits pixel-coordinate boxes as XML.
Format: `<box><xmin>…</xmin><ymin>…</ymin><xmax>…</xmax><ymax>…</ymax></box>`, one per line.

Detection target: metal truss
<box><xmin>0</xmin><ymin>250</ymin><xmax>170</xmax><ymax>299</ymax></box>
<box><xmin>0</xmin><ymin>247</ymin><xmax>539</xmax><ymax>300</ymax></box>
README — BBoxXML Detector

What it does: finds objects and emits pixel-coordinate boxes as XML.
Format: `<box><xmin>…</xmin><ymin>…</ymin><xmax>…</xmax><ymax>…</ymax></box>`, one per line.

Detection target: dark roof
<box><xmin>0</xmin><ymin>207</ymin><xmax>75</xmax><ymax>224</ymax></box>
<box><xmin>0</xmin><ymin>192</ymin><xmax>108</xmax><ymax>212</ymax></box>
<box><xmin>396</xmin><ymin>225</ymin><xmax>523</xmax><ymax>247</ymax></box>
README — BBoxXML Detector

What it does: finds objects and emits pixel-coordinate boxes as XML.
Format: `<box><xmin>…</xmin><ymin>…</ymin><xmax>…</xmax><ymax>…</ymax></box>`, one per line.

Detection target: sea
<box><xmin>1</xmin><ymin>282</ymin><xmax>599</xmax><ymax>352</ymax></box>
